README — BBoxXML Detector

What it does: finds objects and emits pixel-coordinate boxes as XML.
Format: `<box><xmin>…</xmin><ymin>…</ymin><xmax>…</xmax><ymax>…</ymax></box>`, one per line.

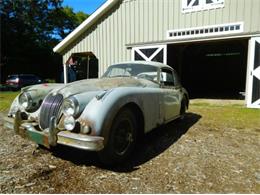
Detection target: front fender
<box><xmin>77</xmin><ymin>87</ymin><xmax>162</xmax><ymax>142</ymax></box>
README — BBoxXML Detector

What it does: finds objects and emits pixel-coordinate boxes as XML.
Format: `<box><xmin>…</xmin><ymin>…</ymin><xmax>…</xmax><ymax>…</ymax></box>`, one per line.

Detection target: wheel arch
<box><xmin>101</xmin><ymin>101</ymin><xmax>145</xmax><ymax>146</ymax></box>
<box><xmin>184</xmin><ymin>93</ymin><xmax>189</xmax><ymax>109</ymax></box>
<box><xmin>120</xmin><ymin>102</ymin><xmax>145</xmax><ymax>138</ymax></box>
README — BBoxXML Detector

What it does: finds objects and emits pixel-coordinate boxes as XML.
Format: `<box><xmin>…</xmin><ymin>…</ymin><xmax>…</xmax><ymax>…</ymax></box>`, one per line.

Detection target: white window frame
<box><xmin>132</xmin><ymin>45</ymin><xmax>167</xmax><ymax>64</ymax></box>
<box><xmin>182</xmin><ymin>0</ymin><xmax>225</xmax><ymax>13</ymax></box>
<box><xmin>167</xmin><ymin>22</ymin><xmax>244</xmax><ymax>40</ymax></box>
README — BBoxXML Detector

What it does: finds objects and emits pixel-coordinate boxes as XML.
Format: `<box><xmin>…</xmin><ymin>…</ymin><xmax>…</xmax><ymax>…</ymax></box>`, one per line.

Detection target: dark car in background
<box><xmin>5</xmin><ymin>74</ymin><xmax>43</xmax><ymax>90</ymax></box>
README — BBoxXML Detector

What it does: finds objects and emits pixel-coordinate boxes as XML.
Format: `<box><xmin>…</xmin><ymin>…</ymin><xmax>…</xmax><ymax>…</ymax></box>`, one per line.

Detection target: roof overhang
<box><xmin>53</xmin><ymin>0</ymin><xmax>119</xmax><ymax>54</ymax></box>
<box><xmin>65</xmin><ymin>52</ymin><xmax>95</xmax><ymax>65</ymax></box>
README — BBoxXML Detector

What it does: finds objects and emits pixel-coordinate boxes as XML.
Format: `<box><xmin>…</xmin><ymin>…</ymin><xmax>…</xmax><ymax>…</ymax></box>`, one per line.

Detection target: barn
<box><xmin>53</xmin><ymin>0</ymin><xmax>260</xmax><ymax>108</ymax></box>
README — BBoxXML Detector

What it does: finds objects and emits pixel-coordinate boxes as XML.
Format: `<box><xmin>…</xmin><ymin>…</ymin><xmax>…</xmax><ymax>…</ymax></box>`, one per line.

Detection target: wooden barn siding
<box><xmin>62</xmin><ymin>0</ymin><xmax>260</xmax><ymax>76</ymax></box>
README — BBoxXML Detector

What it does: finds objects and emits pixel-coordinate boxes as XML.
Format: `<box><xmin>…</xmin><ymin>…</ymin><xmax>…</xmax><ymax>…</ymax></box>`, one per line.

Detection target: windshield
<box><xmin>102</xmin><ymin>63</ymin><xmax>158</xmax><ymax>82</ymax></box>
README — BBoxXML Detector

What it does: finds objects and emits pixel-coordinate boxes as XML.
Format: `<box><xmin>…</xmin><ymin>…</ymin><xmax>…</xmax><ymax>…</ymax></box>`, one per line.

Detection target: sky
<box><xmin>62</xmin><ymin>0</ymin><xmax>107</xmax><ymax>14</ymax></box>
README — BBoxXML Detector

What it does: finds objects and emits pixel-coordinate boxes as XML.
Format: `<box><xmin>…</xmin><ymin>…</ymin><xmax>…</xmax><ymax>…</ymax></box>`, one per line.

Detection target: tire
<box><xmin>179</xmin><ymin>97</ymin><xmax>187</xmax><ymax>120</ymax></box>
<box><xmin>98</xmin><ymin>108</ymin><xmax>137</xmax><ymax>165</ymax></box>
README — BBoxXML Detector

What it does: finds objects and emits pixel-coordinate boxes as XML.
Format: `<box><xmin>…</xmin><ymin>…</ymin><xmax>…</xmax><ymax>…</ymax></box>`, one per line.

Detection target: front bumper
<box><xmin>4</xmin><ymin>112</ymin><xmax>104</xmax><ymax>151</ymax></box>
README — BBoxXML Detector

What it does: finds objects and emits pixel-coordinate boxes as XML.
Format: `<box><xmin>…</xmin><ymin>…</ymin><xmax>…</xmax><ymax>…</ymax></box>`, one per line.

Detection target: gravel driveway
<box><xmin>0</xmin><ymin>101</ymin><xmax>259</xmax><ymax>193</ymax></box>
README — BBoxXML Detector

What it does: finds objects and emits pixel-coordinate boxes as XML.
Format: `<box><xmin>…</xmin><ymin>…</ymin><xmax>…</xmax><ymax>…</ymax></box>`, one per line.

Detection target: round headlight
<box><xmin>64</xmin><ymin>116</ymin><xmax>76</xmax><ymax>131</ymax></box>
<box><xmin>18</xmin><ymin>92</ymin><xmax>32</xmax><ymax>110</ymax></box>
<box><xmin>62</xmin><ymin>97</ymin><xmax>79</xmax><ymax>116</ymax></box>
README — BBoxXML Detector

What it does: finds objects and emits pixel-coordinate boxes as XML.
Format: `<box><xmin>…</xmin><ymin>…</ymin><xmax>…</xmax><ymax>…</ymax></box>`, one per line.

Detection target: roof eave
<box><xmin>53</xmin><ymin>0</ymin><xmax>119</xmax><ymax>54</ymax></box>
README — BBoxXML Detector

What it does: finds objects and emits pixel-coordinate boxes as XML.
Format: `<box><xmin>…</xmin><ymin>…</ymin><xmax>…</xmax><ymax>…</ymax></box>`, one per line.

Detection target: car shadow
<box><xmin>50</xmin><ymin>112</ymin><xmax>201</xmax><ymax>172</ymax></box>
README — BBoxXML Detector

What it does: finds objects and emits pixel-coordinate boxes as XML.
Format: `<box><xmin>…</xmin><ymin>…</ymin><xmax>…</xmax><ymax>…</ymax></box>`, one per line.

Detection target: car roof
<box><xmin>111</xmin><ymin>61</ymin><xmax>173</xmax><ymax>70</ymax></box>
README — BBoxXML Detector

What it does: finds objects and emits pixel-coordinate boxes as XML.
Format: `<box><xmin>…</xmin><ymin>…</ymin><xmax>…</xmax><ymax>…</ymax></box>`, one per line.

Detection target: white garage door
<box><xmin>247</xmin><ymin>37</ymin><xmax>260</xmax><ymax>108</ymax></box>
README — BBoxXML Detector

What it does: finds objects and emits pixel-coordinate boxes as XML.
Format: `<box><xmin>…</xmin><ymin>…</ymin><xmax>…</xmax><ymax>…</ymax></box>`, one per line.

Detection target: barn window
<box><xmin>182</xmin><ymin>0</ymin><xmax>224</xmax><ymax>13</ymax></box>
<box><xmin>132</xmin><ymin>45</ymin><xmax>167</xmax><ymax>64</ymax></box>
<box><xmin>167</xmin><ymin>22</ymin><xmax>243</xmax><ymax>40</ymax></box>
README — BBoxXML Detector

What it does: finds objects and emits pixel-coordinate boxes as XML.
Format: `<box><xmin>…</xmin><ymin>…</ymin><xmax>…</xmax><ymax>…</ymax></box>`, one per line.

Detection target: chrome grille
<box><xmin>39</xmin><ymin>94</ymin><xmax>63</xmax><ymax>130</ymax></box>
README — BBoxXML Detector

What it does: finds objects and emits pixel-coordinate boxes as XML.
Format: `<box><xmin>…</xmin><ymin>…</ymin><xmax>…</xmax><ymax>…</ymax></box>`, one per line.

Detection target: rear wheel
<box><xmin>98</xmin><ymin>108</ymin><xmax>137</xmax><ymax>165</ymax></box>
<box><xmin>179</xmin><ymin>97</ymin><xmax>187</xmax><ymax>120</ymax></box>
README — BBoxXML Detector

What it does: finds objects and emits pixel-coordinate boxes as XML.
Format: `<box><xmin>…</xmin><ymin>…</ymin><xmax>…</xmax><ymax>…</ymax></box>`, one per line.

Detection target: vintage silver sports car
<box><xmin>4</xmin><ymin>61</ymin><xmax>189</xmax><ymax>164</ymax></box>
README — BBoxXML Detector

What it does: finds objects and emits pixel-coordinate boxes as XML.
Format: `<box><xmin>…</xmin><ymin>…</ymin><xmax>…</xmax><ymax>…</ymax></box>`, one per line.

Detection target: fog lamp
<box><xmin>81</xmin><ymin>125</ymin><xmax>91</xmax><ymax>134</ymax></box>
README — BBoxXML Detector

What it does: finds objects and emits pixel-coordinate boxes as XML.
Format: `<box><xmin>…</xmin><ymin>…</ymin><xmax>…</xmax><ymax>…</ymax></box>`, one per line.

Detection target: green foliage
<box><xmin>76</xmin><ymin>11</ymin><xmax>89</xmax><ymax>24</ymax></box>
<box><xmin>45</xmin><ymin>78</ymin><xmax>56</xmax><ymax>83</ymax></box>
<box><xmin>0</xmin><ymin>0</ymin><xmax>89</xmax><ymax>82</ymax></box>
<box><xmin>51</xmin><ymin>6</ymin><xmax>89</xmax><ymax>39</ymax></box>
<box><xmin>0</xmin><ymin>91</ymin><xmax>20</xmax><ymax>112</ymax></box>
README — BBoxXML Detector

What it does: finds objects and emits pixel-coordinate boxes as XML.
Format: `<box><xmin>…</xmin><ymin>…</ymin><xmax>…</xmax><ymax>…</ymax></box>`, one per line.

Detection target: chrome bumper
<box><xmin>4</xmin><ymin>112</ymin><xmax>104</xmax><ymax>151</ymax></box>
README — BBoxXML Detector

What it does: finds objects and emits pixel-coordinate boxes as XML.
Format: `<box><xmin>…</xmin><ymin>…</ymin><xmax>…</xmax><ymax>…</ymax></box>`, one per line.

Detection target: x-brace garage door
<box><xmin>132</xmin><ymin>45</ymin><xmax>167</xmax><ymax>64</ymax></box>
<box><xmin>247</xmin><ymin>37</ymin><xmax>260</xmax><ymax>108</ymax></box>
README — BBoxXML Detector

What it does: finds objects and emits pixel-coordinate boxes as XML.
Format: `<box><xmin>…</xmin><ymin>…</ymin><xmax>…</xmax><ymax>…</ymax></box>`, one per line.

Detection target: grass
<box><xmin>190</xmin><ymin>101</ymin><xmax>260</xmax><ymax>130</ymax></box>
<box><xmin>0</xmin><ymin>91</ymin><xmax>20</xmax><ymax>112</ymax></box>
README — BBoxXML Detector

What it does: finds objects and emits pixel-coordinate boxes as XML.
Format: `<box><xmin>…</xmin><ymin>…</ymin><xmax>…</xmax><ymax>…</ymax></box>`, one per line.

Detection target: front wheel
<box><xmin>98</xmin><ymin>108</ymin><xmax>137</xmax><ymax>165</ymax></box>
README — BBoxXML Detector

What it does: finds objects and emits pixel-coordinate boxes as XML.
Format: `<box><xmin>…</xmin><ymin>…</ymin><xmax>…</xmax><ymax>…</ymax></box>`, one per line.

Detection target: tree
<box><xmin>0</xmin><ymin>0</ymin><xmax>89</xmax><ymax>82</ymax></box>
<box><xmin>51</xmin><ymin>6</ymin><xmax>89</xmax><ymax>40</ymax></box>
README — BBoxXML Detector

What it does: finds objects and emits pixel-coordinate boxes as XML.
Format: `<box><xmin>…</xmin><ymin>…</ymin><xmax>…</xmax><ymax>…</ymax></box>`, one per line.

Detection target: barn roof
<box><xmin>53</xmin><ymin>0</ymin><xmax>119</xmax><ymax>53</ymax></box>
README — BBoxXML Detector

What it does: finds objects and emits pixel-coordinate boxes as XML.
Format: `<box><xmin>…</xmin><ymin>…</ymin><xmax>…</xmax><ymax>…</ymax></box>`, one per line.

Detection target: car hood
<box><xmin>54</xmin><ymin>77</ymin><xmax>158</xmax><ymax>97</ymax></box>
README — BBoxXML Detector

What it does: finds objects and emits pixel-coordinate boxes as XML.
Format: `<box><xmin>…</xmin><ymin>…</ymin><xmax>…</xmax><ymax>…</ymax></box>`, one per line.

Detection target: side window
<box><xmin>160</xmin><ymin>69</ymin><xmax>175</xmax><ymax>86</ymax></box>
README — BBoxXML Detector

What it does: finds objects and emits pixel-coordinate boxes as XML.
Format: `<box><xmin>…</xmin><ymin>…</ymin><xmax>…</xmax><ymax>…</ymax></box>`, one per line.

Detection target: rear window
<box><xmin>7</xmin><ymin>75</ymin><xmax>18</xmax><ymax>80</ymax></box>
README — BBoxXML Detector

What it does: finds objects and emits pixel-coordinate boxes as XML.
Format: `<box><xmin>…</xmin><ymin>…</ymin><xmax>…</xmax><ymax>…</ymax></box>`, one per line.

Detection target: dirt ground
<box><xmin>0</xmin><ymin>100</ymin><xmax>260</xmax><ymax>193</ymax></box>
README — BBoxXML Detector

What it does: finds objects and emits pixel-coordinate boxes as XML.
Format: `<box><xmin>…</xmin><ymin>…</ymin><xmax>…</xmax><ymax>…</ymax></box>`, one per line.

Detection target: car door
<box><xmin>160</xmin><ymin>68</ymin><xmax>181</xmax><ymax>122</ymax></box>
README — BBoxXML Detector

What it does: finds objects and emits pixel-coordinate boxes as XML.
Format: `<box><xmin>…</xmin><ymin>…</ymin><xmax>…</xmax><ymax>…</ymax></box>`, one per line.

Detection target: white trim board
<box><xmin>246</xmin><ymin>37</ymin><xmax>260</xmax><ymax>108</ymax></box>
<box><xmin>126</xmin><ymin>33</ymin><xmax>260</xmax><ymax>48</ymax></box>
<box><xmin>53</xmin><ymin>0</ymin><xmax>119</xmax><ymax>53</ymax></box>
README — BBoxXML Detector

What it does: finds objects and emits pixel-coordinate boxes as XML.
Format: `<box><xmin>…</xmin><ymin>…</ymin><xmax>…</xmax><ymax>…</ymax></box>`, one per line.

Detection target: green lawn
<box><xmin>0</xmin><ymin>91</ymin><xmax>20</xmax><ymax>112</ymax></box>
<box><xmin>190</xmin><ymin>100</ymin><xmax>260</xmax><ymax>130</ymax></box>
